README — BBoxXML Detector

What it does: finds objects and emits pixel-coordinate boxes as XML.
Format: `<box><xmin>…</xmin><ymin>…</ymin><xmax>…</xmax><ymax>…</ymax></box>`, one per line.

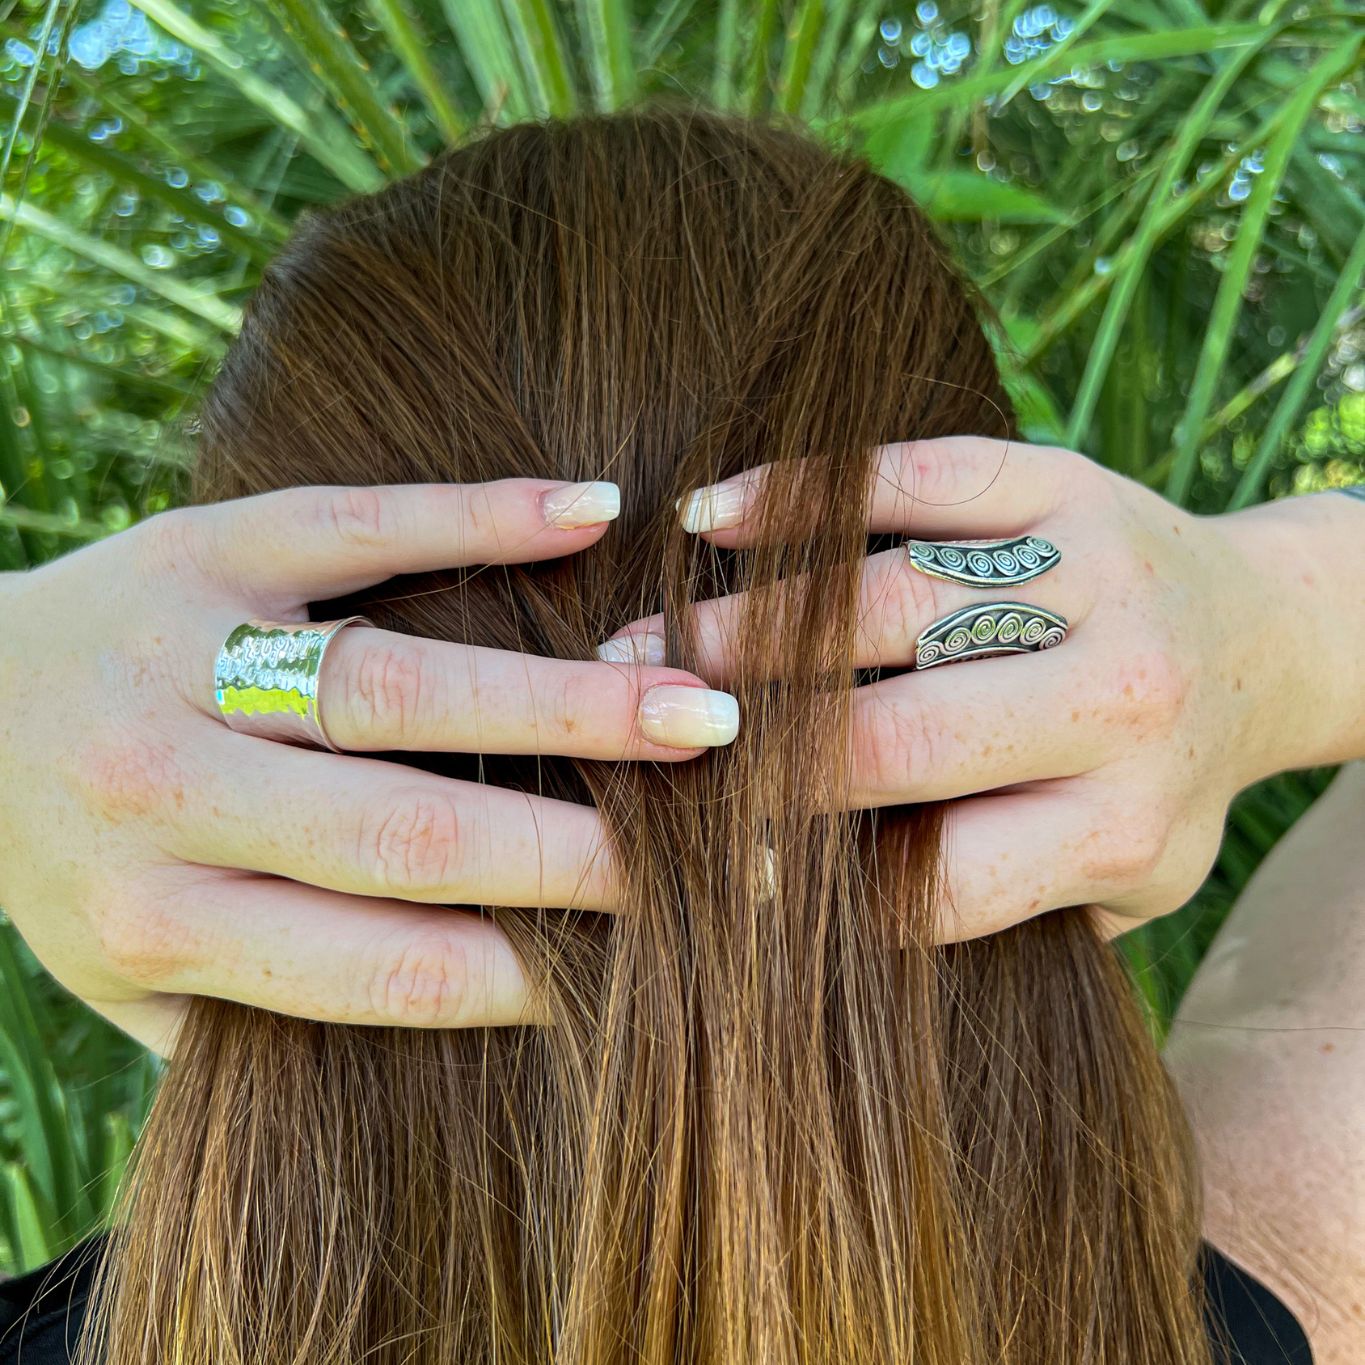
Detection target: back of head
<box><xmin>83</xmin><ymin>107</ymin><xmax>1207</xmax><ymax>1364</ymax></box>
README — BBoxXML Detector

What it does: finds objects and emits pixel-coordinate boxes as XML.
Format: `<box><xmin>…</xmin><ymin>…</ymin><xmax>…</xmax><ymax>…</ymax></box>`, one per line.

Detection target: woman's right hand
<box><xmin>0</xmin><ymin>480</ymin><xmax>737</xmax><ymax>1054</ymax></box>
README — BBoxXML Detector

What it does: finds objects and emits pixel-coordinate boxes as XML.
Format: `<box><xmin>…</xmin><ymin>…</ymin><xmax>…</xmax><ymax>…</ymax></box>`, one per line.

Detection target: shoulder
<box><xmin>0</xmin><ymin>1232</ymin><xmax>109</xmax><ymax>1365</ymax></box>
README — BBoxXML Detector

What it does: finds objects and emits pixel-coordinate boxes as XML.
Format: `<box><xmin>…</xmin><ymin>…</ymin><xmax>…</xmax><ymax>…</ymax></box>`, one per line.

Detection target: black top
<box><xmin>1</xmin><ymin>1233</ymin><xmax>1312</xmax><ymax>1364</ymax></box>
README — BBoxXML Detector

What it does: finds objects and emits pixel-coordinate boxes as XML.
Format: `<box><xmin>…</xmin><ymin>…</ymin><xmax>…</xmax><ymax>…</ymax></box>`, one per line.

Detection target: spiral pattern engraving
<box><xmin>904</xmin><ymin>534</ymin><xmax>1059</xmax><ymax>587</ymax></box>
<box><xmin>914</xmin><ymin>602</ymin><xmax>1069</xmax><ymax>670</ymax></box>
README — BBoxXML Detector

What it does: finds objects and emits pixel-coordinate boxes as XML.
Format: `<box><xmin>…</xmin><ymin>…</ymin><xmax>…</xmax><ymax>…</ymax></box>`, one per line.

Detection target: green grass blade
<box><xmin>5</xmin><ymin>104</ymin><xmax>273</xmax><ymax>265</ymax></box>
<box><xmin>501</xmin><ymin>0</ymin><xmax>578</xmax><ymax>118</ymax></box>
<box><xmin>10</xmin><ymin>334</ymin><xmax>197</xmax><ymax>404</ymax></box>
<box><xmin>0</xmin><ymin>193</ymin><xmax>242</xmax><ymax>336</ymax></box>
<box><xmin>938</xmin><ymin>0</ymin><xmax>1032</xmax><ymax>160</ymax></box>
<box><xmin>977</xmin><ymin>158</ymin><xmax>1156</xmax><ymax>289</ymax></box>
<box><xmin>800</xmin><ymin>0</ymin><xmax>856</xmax><ymax>119</ymax></box>
<box><xmin>3</xmin><ymin>1162</ymin><xmax>56</xmax><ymax>1268</ymax></box>
<box><xmin>0</xmin><ymin>931</ymin><xmax>92</xmax><ymax>1241</ymax></box>
<box><xmin>890</xmin><ymin>168</ymin><xmax>1065</xmax><ymax>223</ymax></box>
<box><xmin>269</xmin><ymin>0</ymin><xmax>424</xmax><ymax>173</ymax></box>
<box><xmin>742</xmin><ymin>0</ymin><xmax>782</xmax><ymax>115</ymax></box>
<box><xmin>849</xmin><ymin>25</ymin><xmax>1268</xmax><ymax>128</ymax></box>
<box><xmin>1062</xmin><ymin>29</ymin><xmax>1273</xmax><ymax>447</ymax></box>
<box><xmin>440</xmin><ymin>0</ymin><xmax>534</xmax><ymax>120</ymax></box>
<box><xmin>832</xmin><ymin>0</ymin><xmax>883</xmax><ymax>109</ymax></box>
<box><xmin>366</xmin><ymin>0</ymin><xmax>465</xmax><ymax>144</ymax></box>
<box><xmin>641</xmin><ymin>0</ymin><xmax>699</xmax><ymax>72</ymax></box>
<box><xmin>128</xmin><ymin>0</ymin><xmax>384</xmax><ymax>190</ymax></box>
<box><xmin>775</xmin><ymin>0</ymin><xmax>826</xmax><ymax>116</ymax></box>
<box><xmin>57</xmin><ymin>65</ymin><xmax>293</xmax><ymax>242</ymax></box>
<box><xmin>1017</xmin><ymin>86</ymin><xmax>1316</xmax><ymax>367</ymax></box>
<box><xmin>713</xmin><ymin>0</ymin><xmax>742</xmax><ymax>107</ymax></box>
<box><xmin>1227</xmin><ymin>227</ymin><xmax>1365</xmax><ymax>509</ymax></box>
<box><xmin>97</xmin><ymin>1111</ymin><xmax>136</xmax><ymax>1219</ymax></box>
<box><xmin>1166</xmin><ymin>36</ymin><xmax>1362</xmax><ymax>504</ymax></box>
<box><xmin>0</xmin><ymin>0</ymin><xmax>62</xmax><ymax>194</ymax></box>
<box><xmin>576</xmin><ymin>0</ymin><xmax>637</xmax><ymax>110</ymax></box>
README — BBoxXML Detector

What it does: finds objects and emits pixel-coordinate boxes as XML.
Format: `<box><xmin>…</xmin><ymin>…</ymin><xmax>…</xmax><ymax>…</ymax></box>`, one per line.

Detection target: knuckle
<box><xmin>97</xmin><ymin>893</ymin><xmax>195</xmax><ymax>986</ymax></box>
<box><xmin>866</xmin><ymin>555</ymin><xmax>937</xmax><ymax>658</ymax></box>
<box><xmin>74</xmin><ymin>736</ymin><xmax>185</xmax><ymax>822</ymax></box>
<box><xmin>346</xmin><ymin>640</ymin><xmax>428</xmax><ymax>743</ymax></box>
<box><xmin>132</xmin><ymin>506</ymin><xmax>210</xmax><ymax>578</ymax></box>
<box><xmin>1084</xmin><ymin>806</ymin><xmax>1169</xmax><ymax>889</ymax></box>
<box><xmin>854</xmin><ymin>700</ymin><xmax>941</xmax><ymax>796</ymax></box>
<box><xmin>885</xmin><ymin>440</ymin><xmax>954</xmax><ymax>509</ymax></box>
<box><xmin>323</xmin><ymin>486</ymin><xmax>389</xmax><ymax>549</ymax></box>
<box><xmin>542</xmin><ymin>669</ymin><xmax>595</xmax><ymax>743</ymax></box>
<box><xmin>1099</xmin><ymin>645</ymin><xmax>1189</xmax><ymax>738</ymax></box>
<box><xmin>1053</xmin><ymin>443</ymin><xmax>1108</xmax><ymax>490</ymax></box>
<box><xmin>360</xmin><ymin>790</ymin><xmax>463</xmax><ymax>894</ymax></box>
<box><xmin>455</xmin><ymin>483</ymin><xmax>495</xmax><ymax>543</ymax></box>
<box><xmin>367</xmin><ymin>928</ymin><xmax>473</xmax><ymax>1027</ymax></box>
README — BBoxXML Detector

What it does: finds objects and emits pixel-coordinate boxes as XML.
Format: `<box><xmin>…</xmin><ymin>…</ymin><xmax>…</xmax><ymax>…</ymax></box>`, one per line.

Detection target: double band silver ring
<box><xmin>214</xmin><ymin>616</ymin><xmax>371</xmax><ymax>751</ymax></box>
<box><xmin>906</xmin><ymin>535</ymin><xmax>1067</xmax><ymax>669</ymax></box>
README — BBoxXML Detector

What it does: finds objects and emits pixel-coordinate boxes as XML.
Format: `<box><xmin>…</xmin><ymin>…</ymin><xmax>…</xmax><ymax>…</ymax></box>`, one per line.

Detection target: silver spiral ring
<box><xmin>214</xmin><ymin>616</ymin><xmax>372</xmax><ymax>751</ymax></box>
<box><xmin>906</xmin><ymin>534</ymin><xmax>1060</xmax><ymax>588</ymax></box>
<box><xmin>914</xmin><ymin>602</ymin><xmax>1068</xmax><ymax>670</ymax></box>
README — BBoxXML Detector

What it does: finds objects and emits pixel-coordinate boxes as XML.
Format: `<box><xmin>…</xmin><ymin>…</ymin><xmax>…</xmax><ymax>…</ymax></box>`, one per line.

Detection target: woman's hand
<box><xmin>600</xmin><ymin>437</ymin><xmax>1361</xmax><ymax>942</ymax></box>
<box><xmin>0</xmin><ymin>480</ymin><xmax>737</xmax><ymax>1052</ymax></box>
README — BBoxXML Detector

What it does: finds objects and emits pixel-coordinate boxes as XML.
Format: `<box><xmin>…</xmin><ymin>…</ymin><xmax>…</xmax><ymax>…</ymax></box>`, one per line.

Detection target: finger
<box><xmin>299</xmin><ymin>628</ymin><xmax>741</xmax><ymax>759</ymax></box>
<box><xmin>192</xmin><ymin>479</ymin><xmax>621</xmax><ymax>600</ymax></box>
<box><xmin>599</xmin><ymin>541</ymin><xmax>1089</xmax><ymax>681</ymax></box>
<box><xmin>934</xmin><ymin>787</ymin><xmax>1158</xmax><ymax>943</ymax></box>
<box><xmin>165</xmin><ymin>729</ymin><xmax>620</xmax><ymax>912</ymax></box>
<box><xmin>845</xmin><ymin>648</ymin><xmax>1107</xmax><ymax>807</ymax></box>
<box><xmin>676</xmin><ymin>437</ymin><xmax>1074</xmax><ymax>547</ymax></box>
<box><xmin>136</xmin><ymin>871</ymin><xmax>544</xmax><ymax>1029</ymax></box>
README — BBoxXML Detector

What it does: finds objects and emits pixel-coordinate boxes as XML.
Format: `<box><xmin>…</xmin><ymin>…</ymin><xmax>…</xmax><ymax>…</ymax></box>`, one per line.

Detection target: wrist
<box><xmin>1218</xmin><ymin>491</ymin><xmax>1365</xmax><ymax>777</ymax></box>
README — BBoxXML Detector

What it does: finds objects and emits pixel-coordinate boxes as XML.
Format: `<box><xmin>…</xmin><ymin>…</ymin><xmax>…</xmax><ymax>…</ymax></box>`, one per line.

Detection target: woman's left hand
<box><xmin>597</xmin><ymin>437</ymin><xmax>1335</xmax><ymax>942</ymax></box>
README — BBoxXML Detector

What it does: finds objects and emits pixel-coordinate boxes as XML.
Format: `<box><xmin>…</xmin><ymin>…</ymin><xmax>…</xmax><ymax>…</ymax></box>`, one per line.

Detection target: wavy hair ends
<box><xmin>79</xmin><ymin>107</ymin><xmax>1208</xmax><ymax>1365</ymax></box>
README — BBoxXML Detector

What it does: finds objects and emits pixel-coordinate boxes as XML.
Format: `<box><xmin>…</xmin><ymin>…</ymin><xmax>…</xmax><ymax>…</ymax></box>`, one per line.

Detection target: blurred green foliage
<box><xmin>0</xmin><ymin>0</ymin><xmax>1360</xmax><ymax>1275</ymax></box>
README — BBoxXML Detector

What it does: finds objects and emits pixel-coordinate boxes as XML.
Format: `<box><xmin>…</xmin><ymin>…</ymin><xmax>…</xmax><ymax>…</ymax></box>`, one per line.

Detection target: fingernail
<box><xmin>595</xmin><ymin>632</ymin><xmax>666</xmax><ymax>665</ymax></box>
<box><xmin>639</xmin><ymin>685</ymin><xmax>739</xmax><ymax>748</ymax></box>
<box><xmin>542</xmin><ymin>481</ymin><xmax>621</xmax><ymax>528</ymax></box>
<box><xmin>677</xmin><ymin>478</ymin><xmax>749</xmax><ymax>533</ymax></box>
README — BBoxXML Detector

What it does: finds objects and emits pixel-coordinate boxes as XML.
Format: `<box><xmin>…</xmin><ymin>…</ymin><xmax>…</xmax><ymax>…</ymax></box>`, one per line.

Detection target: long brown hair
<box><xmin>82</xmin><ymin>106</ymin><xmax>1208</xmax><ymax>1364</ymax></box>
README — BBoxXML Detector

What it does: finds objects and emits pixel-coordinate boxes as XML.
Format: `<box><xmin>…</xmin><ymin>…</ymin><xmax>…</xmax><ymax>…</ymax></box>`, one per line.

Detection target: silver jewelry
<box><xmin>905</xmin><ymin>534</ymin><xmax>1060</xmax><ymax>588</ymax></box>
<box><xmin>214</xmin><ymin>616</ymin><xmax>371</xmax><ymax>751</ymax></box>
<box><xmin>914</xmin><ymin>602</ymin><xmax>1068</xmax><ymax>669</ymax></box>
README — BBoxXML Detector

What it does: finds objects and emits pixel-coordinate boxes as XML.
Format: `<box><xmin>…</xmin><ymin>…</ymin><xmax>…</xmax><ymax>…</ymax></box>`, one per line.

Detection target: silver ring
<box><xmin>214</xmin><ymin>616</ymin><xmax>372</xmax><ymax>751</ymax></box>
<box><xmin>906</xmin><ymin>535</ymin><xmax>1060</xmax><ymax>588</ymax></box>
<box><xmin>914</xmin><ymin>602</ymin><xmax>1068</xmax><ymax>670</ymax></box>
